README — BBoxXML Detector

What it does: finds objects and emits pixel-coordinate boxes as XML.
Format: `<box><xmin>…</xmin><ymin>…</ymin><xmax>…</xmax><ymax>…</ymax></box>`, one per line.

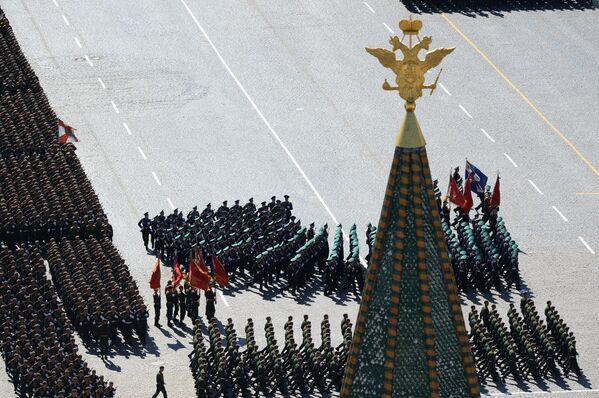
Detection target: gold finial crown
<box><xmin>399</xmin><ymin>18</ymin><xmax>422</xmax><ymax>35</ymax></box>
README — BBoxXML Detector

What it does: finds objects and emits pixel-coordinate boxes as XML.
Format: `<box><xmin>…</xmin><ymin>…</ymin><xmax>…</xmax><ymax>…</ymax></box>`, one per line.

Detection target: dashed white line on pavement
<box><xmin>98</xmin><ymin>77</ymin><xmax>106</xmax><ymax>89</ymax></box>
<box><xmin>480</xmin><ymin>128</ymin><xmax>495</xmax><ymax>143</ymax></box>
<box><xmin>53</xmin><ymin>0</ymin><xmax>59</xmax><ymax>7</ymax></box>
<box><xmin>137</xmin><ymin>146</ymin><xmax>147</xmax><ymax>160</ymax></box>
<box><xmin>578</xmin><ymin>236</ymin><xmax>595</xmax><ymax>254</ymax></box>
<box><xmin>122</xmin><ymin>122</ymin><xmax>133</xmax><ymax>135</ymax></box>
<box><xmin>84</xmin><ymin>55</ymin><xmax>94</xmax><ymax>67</ymax></box>
<box><xmin>363</xmin><ymin>1</ymin><xmax>375</xmax><ymax>13</ymax></box>
<box><xmin>459</xmin><ymin>104</ymin><xmax>473</xmax><ymax>119</ymax></box>
<box><xmin>62</xmin><ymin>15</ymin><xmax>70</xmax><ymax>26</ymax></box>
<box><xmin>296</xmin><ymin>108</ymin><xmax>304</xmax><ymax>111</ymax></box>
<box><xmin>166</xmin><ymin>197</ymin><xmax>175</xmax><ymax>210</ymax></box>
<box><xmin>110</xmin><ymin>100</ymin><xmax>120</xmax><ymax>114</ymax></box>
<box><xmin>152</xmin><ymin>172</ymin><xmax>162</xmax><ymax>186</ymax></box>
<box><xmin>382</xmin><ymin>22</ymin><xmax>394</xmax><ymax>34</ymax></box>
<box><xmin>218</xmin><ymin>290</ymin><xmax>230</xmax><ymax>307</ymax></box>
<box><xmin>504</xmin><ymin>153</ymin><xmax>519</xmax><ymax>168</ymax></box>
<box><xmin>551</xmin><ymin>206</ymin><xmax>568</xmax><ymax>222</ymax></box>
<box><xmin>74</xmin><ymin>37</ymin><xmax>82</xmax><ymax>49</ymax></box>
<box><xmin>527</xmin><ymin>179</ymin><xmax>544</xmax><ymax>195</ymax></box>
<box><xmin>439</xmin><ymin>82</ymin><xmax>452</xmax><ymax>96</ymax></box>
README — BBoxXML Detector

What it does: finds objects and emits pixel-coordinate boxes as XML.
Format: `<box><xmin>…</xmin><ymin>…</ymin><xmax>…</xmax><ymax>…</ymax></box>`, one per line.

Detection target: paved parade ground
<box><xmin>1</xmin><ymin>0</ymin><xmax>598</xmax><ymax>396</ymax></box>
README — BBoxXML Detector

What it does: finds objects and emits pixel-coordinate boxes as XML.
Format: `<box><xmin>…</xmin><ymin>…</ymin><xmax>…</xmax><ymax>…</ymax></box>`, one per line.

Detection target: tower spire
<box><xmin>340</xmin><ymin>18</ymin><xmax>480</xmax><ymax>398</ymax></box>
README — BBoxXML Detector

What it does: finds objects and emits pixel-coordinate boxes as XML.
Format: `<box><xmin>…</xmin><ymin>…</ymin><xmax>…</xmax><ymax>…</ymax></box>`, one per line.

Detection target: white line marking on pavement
<box><xmin>488</xmin><ymin>388</ymin><xmax>599</xmax><ymax>396</ymax></box>
<box><xmin>439</xmin><ymin>82</ymin><xmax>452</xmax><ymax>96</ymax></box>
<box><xmin>551</xmin><ymin>206</ymin><xmax>568</xmax><ymax>222</ymax></box>
<box><xmin>166</xmin><ymin>197</ymin><xmax>175</xmax><ymax>210</ymax></box>
<box><xmin>152</xmin><ymin>172</ymin><xmax>162</xmax><ymax>186</ymax></box>
<box><xmin>503</xmin><ymin>153</ymin><xmax>518</xmax><ymax>168</ymax></box>
<box><xmin>137</xmin><ymin>146</ymin><xmax>147</xmax><ymax>160</ymax></box>
<box><xmin>296</xmin><ymin>108</ymin><xmax>304</xmax><ymax>111</ymax></box>
<box><xmin>74</xmin><ymin>37</ymin><xmax>82</xmax><ymax>48</ymax></box>
<box><xmin>62</xmin><ymin>15</ymin><xmax>70</xmax><ymax>26</ymax></box>
<box><xmin>218</xmin><ymin>290</ymin><xmax>230</xmax><ymax>307</ymax></box>
<box><xmin>578</xmin><ymin>236</ymin><xmax>595</xmax><ymax>254</ymax></box>
<box><xmin>179</xmin><ymin>0</ymin><xmax>341</xmax><ymax>228</ymax></box>
<box><xmin>459</xmin><ymin>104</ymin><xmax>473</xmax><ymax>118</ymax></box>
<box><xmin>53</xmin><ymin>0</ymin><xmax>59</xmax><ymax>7</ymax></box>
<box><xmin>84</xmin><ymin>55</ymin><xmax>94</xmax><ymax>67</ymax></box>
<box><xmin>480</xmin><ymin>128</ymin><xmax>495</xmax><ymax>143</ymax></box>
<box><xmin>527</xmin><ymin>179</ymin><xmax>543</xmax><ymax>195</ymax></box>
<box><xmin>98</xmin><ymin>77</ymin><xmax>106</xmax><ymax>89</ymax></box>
<box><xmin>363</xmin><ymin>1</ymin><xmax>375</xmax><ymax>13</ymax></box>
<box><xmin>382</xmin><ymin>22</ymin><xmax>394</xmax><ymax>34</ymax></box>
<box><xmin>110</xmin><ymin>100</ymin><xmax>120</xmax><ymax>114</ymax></box>
<box><xmin>122</xmin><ymin>122</ymin><xmax>133</xmax><ymax>135</ymax></box>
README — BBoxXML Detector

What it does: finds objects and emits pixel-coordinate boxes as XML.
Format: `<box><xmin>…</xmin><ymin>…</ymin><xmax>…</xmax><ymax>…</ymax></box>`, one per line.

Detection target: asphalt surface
<box><xmin>1</xmin><ymin>0</ymin><xmax>598</xmax><ymax>396</ymax></box>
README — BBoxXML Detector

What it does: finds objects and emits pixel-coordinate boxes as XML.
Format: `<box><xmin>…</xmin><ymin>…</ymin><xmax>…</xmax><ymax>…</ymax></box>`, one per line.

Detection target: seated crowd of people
<box><xmin>0</xmin><ymin>246</ymin><xmax>115</xmax><ymax>397</ymax></box>
<box><xmin>189</xmin><ymin>314</ymin><xmax>353</xmax><ymax>396</ymax></box>
<box><xmin>469</xmin><ymin>295</ymin><xmax>581</xmax><ymax>383</ymax></box>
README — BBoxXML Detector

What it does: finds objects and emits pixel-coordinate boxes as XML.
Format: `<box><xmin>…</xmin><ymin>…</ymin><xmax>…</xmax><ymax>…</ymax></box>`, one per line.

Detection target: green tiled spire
<box><xmin>340</xmin><ymin>108</ymin><xmax>480</xmax><ymax>398</ymax></box>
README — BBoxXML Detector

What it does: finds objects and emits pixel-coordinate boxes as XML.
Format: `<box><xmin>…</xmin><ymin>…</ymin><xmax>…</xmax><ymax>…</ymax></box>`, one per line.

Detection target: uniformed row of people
<box><xmin>469</xmin><ymin>296</ymin><xmax>581</xmax><ymax>383</ymax></box>
<box><xmin>158</xmin><ymin>281</ymin><xmax>217</xmax><ymax>328</ymax></box>
<box><xmin>189</xmin><ymin>313</ymin><xmax>354</xmax><ymax>396</ymax></box>
<box><xmin>0</xmin><ymin>246</ymin><xmax>115</xmax><ymax>397</ymax></box>
<box><xmin>140</xmin><ymin>195</ymin><xmax>295</xmax><ymax>274</ymax></box>
<box><xmin>44</xmin><ymin>237</ymin><xmax>148</xmax><ymax>353</ymax></box>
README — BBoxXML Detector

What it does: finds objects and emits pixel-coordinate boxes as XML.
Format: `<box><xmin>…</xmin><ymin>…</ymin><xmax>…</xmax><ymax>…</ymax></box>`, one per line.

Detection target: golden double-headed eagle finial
<box><xmin>366</xmin><ymin>17</ymin><xmax>454</xmax><ymax>110</ymax></box>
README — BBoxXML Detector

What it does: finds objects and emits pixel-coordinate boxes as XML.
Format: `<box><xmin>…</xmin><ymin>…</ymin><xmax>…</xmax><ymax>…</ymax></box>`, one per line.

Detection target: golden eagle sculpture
<box><xmin>366</xmin><ymin>17</ymin><xmax>454</xmax><ymax>109</ymax></box>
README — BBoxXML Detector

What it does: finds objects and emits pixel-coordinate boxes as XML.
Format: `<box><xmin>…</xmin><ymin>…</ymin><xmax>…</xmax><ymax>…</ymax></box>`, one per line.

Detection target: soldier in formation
<box><xmin>469</xmin><ymin>295</ymin><xmax>581</xmax><ymax>383</ymax></box>
<box><xmin>189</xmin><ymin>313</ymin><xmax>353</xmax><ymax>396</ymax></box>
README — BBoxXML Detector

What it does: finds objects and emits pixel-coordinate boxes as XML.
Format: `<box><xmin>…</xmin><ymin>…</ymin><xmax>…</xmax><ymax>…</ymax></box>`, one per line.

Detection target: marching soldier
<box><xmin>138</xmin><ymin>212</ymin><xmax>152</xmax><ymax>251</ymax></box>
<box><xmin>153</xmin><ymin>290</ymin><xmax>161</xmax><ymax>327</ymax></box>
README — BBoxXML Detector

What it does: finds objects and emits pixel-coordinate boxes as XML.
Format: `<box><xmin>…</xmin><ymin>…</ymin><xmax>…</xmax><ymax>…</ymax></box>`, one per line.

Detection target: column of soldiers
<box><xmin>189</xmin><ymin>314</ymin><xmax>353</xmax><ymax>396</ymax></box>
<box><xmin>0</xmin><ymin>7</ymin><xmax>148</xmax><ymax>394</ymax></box>
<box><xmin>469</xmin><ymin>295</ymin><xmax>581</xmax><ymax>383</ymax></box>
<box><xmin>160</xmin><ymin>281</ymin><xmax>204</xmax><ymax>328</ymax></box>
<box><xmin>433</xmin><ymin>178</ymin><xmax>521</xmax><ymax>294</ymax></box>
<box><xmin>46</xmin><ymin>237</ymin><xmax>148</xmax><ymax>355</ymax></box>
<box><xmin>140</xmin><ymin>195</ymin><xmax>295</xmax><ymax>272</ymax></box>
<box><xmin>0</xmin><ymin>246</ymin><xmax>115</xmax><ymax>397</ymax></box>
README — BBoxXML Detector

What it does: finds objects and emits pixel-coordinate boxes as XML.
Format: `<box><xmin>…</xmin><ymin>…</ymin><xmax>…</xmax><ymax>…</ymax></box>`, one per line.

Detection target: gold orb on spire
<box><xmin>366</xmin><ymin>18</ymin><xmax>454</xmax><ymax>110</ymax></box>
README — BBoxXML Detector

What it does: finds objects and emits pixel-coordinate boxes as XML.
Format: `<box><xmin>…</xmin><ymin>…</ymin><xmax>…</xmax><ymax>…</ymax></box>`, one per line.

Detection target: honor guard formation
<box><xmin>0</xmin><ymin>8</ymin><xmax>146</xmax><ymax>397</ymax></box>
<box><xmin>189</xmin><ymin>314</ymin><xmax>354</xmax><ymax>397</ymax></box>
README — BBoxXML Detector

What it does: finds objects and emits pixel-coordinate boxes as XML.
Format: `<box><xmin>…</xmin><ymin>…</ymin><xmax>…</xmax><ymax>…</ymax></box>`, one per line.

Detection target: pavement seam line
<box><xmin>363</xmin><ymin>1</ymin><xmax>375</xmax><ymax>13</ymax></box>
<box><xmin>166</xmin><ymin>197</ymin><xmax>175</xmax><ymax>210</ymax></box>
<box><xmin>551</xmin><ymin>206</ymin><xmax>568</xmax><ymax>222</ymax></box>
<box><xmin>503</xmin><ymin>153</ymin><xmax>518</xmax><ymax>168</ymax></box>
<box><xmin>480</xmin><ymin>128</ymin><xmax>495</xmax><ymax>143</ymax></box>
<box><xmin>439</xmin><ymin>12</ymin><xmax>599</xmax><ymax>178</ymax></box>
<box><xmin>459</xmin><ymin>104</ymin><xmax>472</xmax><ymax>119</ymax></box>
<box><xmin>578</xmin><ymin>236</ymin><xmax>595</xmax><ymax>255</ymax></box>
<box><xmin>137</xmin><ymin>146</ymin><xmax>147</xmax><ymax>160</ymax></box>
<box><xmin>527</xmin><ymin>179</ymin><xmax>543</xmax><ymax>195</ymax></box>
<box><xmin>439</xmin><ymin>82</ymin><xmax>451</xmax><ymax>96</ymax></box>
<box><xmin>152</xmin><ymin>171</ymin><xmax>162</xmax><ymax>186</ymax></box>
<box><xmin>123</xmin><ymin>122</ymin><xmax>132</xmax><ymax>135</ymax></box>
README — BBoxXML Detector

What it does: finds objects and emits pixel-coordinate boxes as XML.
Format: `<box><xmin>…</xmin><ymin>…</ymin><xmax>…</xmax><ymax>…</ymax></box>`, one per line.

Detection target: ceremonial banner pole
<box><xmin>340</xmin><ymin>18</ymin><xmax>481</xmax><ymax>398</ymax></box>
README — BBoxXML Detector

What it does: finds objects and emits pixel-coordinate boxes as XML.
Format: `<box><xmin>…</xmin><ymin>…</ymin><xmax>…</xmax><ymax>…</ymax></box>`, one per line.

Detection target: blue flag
<box><xmin>465</xmin><ymin>161</ymin><xmax>488</xmax><ymax>195</ymax></box>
